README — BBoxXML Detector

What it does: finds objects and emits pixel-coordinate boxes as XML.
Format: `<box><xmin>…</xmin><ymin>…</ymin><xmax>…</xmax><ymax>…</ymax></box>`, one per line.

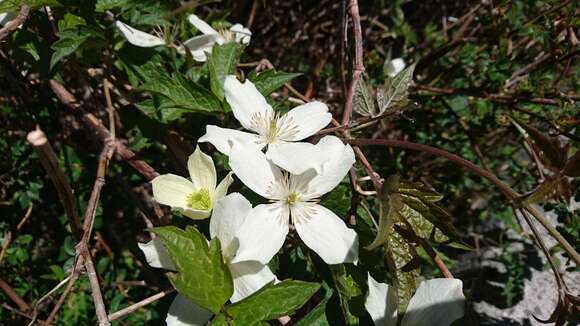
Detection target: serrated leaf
<box><xmin>151</xmin><ymin>226</ymin><xmax>232</xmax><ymax>314</ymax></box>
<box><xmin>50</xmin><ymin>26</ymin><xmax>105</xmax><ymax>69</ymax></box>
<box><xmin>247</xmin><ymin>69</ymin><xmax>302</xmax><ymax>96</ymax></box>
<box><xmin>295</xmin><ymin>284</ymin><xmax>333</xmax><ymax>326</ymax></box>
<box><xmin>517</xmin><ymin>121</ymin><xmax>567</xmax><ymax>170</ymax></box>
<box><xmin>353</xmin><ymin>78</ymin><xmax>376</xmax><ymax>117</ymax></box>
<box><xmin>377</xmin><ymin>63</ymin><xmax>416</xmax><ymax>115</ymax></box>
<box><xmin>385</xmin><ymin>227</ymin><xmax>419</xmax><ymax>314</ymax></box>
<box><xmin>216</xmin><ymin>280</ymin><xmax>320</xmax><ymax>325</ymax></box>
<box><xmin>208</xmin><ymin>43</ymin><xmax>240</xmax><ymax>100</ymax></box>
<box><xmin>139</xmin><ymin>74</ymin><xmax>222</xmax><ymax>114</ymax></box>
<box><xmin>563</xmin><ymin>150</ymin><xmax>580</xmax><ymax>177</ymax></box>
<box><xmin>524</xmin><ymin>176</ymin><xmax>571</xmax><ymax>204</ymax></box>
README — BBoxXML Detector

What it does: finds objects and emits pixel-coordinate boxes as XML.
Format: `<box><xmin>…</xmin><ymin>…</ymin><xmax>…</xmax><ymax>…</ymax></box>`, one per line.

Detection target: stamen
<box><xmin>186</xmin><ymin>188</ymin><xmax>212</xmax><ymax>210</ymax></box>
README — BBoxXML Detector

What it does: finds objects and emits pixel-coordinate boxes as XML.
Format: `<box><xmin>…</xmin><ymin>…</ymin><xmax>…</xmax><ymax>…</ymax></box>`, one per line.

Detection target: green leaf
<box><xmin>50</xmin><ymin>26</ymin><xmax>104</xmax><ymax>69</ymax></box>
<box><xmin>377</xmin><ymin>63</ymin><xmax>416</xmax><ymax>115</ymax></box>
<box><xmin>247</xmin><ymin>69</ymin><xmax>302</xmax><ymax>96</ymax></box>
<box><xmin>295</xmin><ymin>284</ymin><xmax>334</xmax><ymax>326</ymax></box>
<box><xmin>0</xmin><ymin>0</ymin><xmax>60</xmax><ymax>11</ymax></box>
<box><xmin>151</xmin><ymin>226</ymin><xmax>233</xmax><ymax>314</ymax></box>
<box><xmin>216</xmin><ymin>280</ymin><xmax>320</xmax><ymax>325</ymax></box>
<box><xmin>208</xmin><ymin>43</ymin><xmax>240</xmax><ymax>100</ymax></box>
<box><xmin>385</xmin><ymin>228</ymin><xmax>419</xmax><ymax>315</ymax></box>
<box><xmin>320</xmin><ymin>185</ymin><xmax>351</xmax><ymax>218</ymax></box>
<box><xmin>353</xmin><ymin>77</ymin><xmax>376</xmax><ymax>117</ymax></box>
<box><xmin>139</xmin><ymin>74</ymin><xmax>223</xmax><ymax>114</ymax></box>
<box><xmin>330</xmin><ymin>265</ymin><xmax>364</xmax><ymax>325</ymax></box>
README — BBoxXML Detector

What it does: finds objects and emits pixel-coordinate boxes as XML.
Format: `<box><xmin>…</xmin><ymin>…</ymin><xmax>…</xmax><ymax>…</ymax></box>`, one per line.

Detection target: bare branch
<box><xmin>0</xmin><ymin>5</ymin><xmax>30</xmax><ymax>41</ymax></box>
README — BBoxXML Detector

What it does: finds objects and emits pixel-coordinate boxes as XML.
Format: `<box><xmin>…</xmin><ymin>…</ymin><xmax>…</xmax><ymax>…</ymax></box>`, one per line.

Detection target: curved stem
<box><xmin>347</xmin><ymin>138</ymin><xmax>580</xmax><ymax>266</ymax></box>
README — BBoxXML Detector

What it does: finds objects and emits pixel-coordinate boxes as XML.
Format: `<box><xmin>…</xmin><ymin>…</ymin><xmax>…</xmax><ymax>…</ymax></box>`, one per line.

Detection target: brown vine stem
<box><xmin>347</xmin><ymin>138</ymin><xmax>580</xmax><ymax>266</ymax></box>
<box><xmin>0</xmin><ymin>5</ymin><xmax>30</xmax><ymax>41</ymax></box>
<box><xmin>341</xmin><ymin>0</ymin><xmax>364</xmax><ymax>126</ymax></box>
<box><xmin>49</xmin><ymin>79</ymin><xmax>159</xmax><ymax>181</ymax></box>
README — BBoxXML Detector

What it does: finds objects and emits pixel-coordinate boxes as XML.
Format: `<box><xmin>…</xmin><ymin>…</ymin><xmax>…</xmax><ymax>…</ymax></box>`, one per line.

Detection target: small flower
<box><xmin>185</xmin><ymin>14</ymin><xmax>251</xmax><ymax>62</ymax></box>
<box><xmin>115</xmin><ymin>14</ymin><xmax>251</xmax><ymax>62</ymax></box>
<box><xmin>385</xmin><ymin>58</ymin><xmax>406</xmax><ymax>78</ymax></box>
<box><xmin>151</xmin><ymin>147</ymin><xmax>233</xmax><ymax>219</ymax></box>
<box><xmin>139</xmin><ymin>193</ymin><xmax>276</xmax><ymax>325</ymax></box>
<box><xmin>199</xmin><ymin>76</ymin><xmax>332</xmax><ymax>174</ymax></box>
<box><xmin>227</xmin><ymin>135</ymin><xmax>359</xmax><ymax>265</ymax></box>
<box><xmin>365</xmin><ymin>274</ymin><xmax>465</xmax><ymax>326</ymax></box>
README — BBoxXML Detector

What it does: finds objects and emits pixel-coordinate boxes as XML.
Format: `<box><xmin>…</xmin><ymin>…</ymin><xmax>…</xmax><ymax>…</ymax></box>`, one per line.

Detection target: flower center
<box><xmin>250</xmin><ymin>111</ymin><xmax>299</xmax><ymax>145</ymax></box>
<box><xmin>186</xmin><ymin>188</ymin><xmax>212</xmax><ymax>210</ymax></box>
<box><xmin>286</xmin><ymin>191</ymin><xmax>301</xmax><ymax>205</ymax></box>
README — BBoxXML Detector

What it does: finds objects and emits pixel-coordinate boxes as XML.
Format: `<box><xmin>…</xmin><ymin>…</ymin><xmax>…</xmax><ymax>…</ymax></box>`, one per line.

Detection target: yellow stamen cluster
<box><xmin>186</xmin><ymin>188</ymin><xmax>212</xmax><ymax>210</ymax></box>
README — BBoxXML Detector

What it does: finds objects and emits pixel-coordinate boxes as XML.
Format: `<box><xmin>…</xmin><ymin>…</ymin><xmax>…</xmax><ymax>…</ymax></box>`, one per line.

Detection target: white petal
<box><xmin>386</xmin><ymin>58</ymin><xmax>406</xmax><ymax>78</ymax></box>
<box><xmin>293</xmin><ymin>204</ymin><xmax>358</xmax><ymax>264</ymax></box>
<box><xmin>182</xmin><ymin>34</ymin><xmax>219</xmax><ymax>62</ymax></box>
<box><xmin>151</xmin><ymin>174</ymin><xmax>195</xmax><ymax>209</ymax></box>
<box><xmin>281</xmin><ymin>101</ymin><xmax>332</xmax><ymax>141</ymax></box>
<box><xmin>230</xmin><ymin>24</ymin><xmax>252</xmax><ymax>44</ymax></box>
<box><xmin>137</xmin><ymin>238</ymin><xmax>176</xmax><ymax>270</ymax></box>
<box><xmin>188</xmin><ymin>147</ymin><xmax>216</xmax><ymax>192</ymax></box>
<box><xmin>224</xmin><ymin>76</ymin><xmax>274</xmax><ymax>132</ymax></box>
<box><xmin>187</xmin><ymin>14</ymin><xmax>218</xmax><ymax>36</ymax></box>
<box><xmin>365</xmin><ymin>274</ymin><xmax>397</xmax><ymax>326</ymax></box>
<box><xmin>166</xmin><ymin>294</ymin><xmax>212</xmax><ymax>326</ymax></box>
<box><xmin>213</xmin><ymin>172</ymin><xmax>234</xmax><ymax>202</ymax></box>
<box><xmin>181</xmin><ymin>207</ymin><xmax>211</xmax><ymax>220</ymax></box>
<box><xmin>266</xmin><ymin>141</ymin><xmax>324</xmax><ymax>175</ymax></box>
<box><xmin>209</xmin><ymin>193</ymin><xmax>252</xmax><ymax>255</ymax></box>
<box><xmin>198</xmin><ymin>125</ymin><xmax>259</xmax><ymax>156</ymax></box>
<box><xmin>115</xmin><ymin>21</ymin><xmax>165</xmax><ymax>47</ymax></box>
<box><xmin>306</xmin><ymin>136</ymin><xmax>355</xmax><ymax>196</ymax></box>
<box><xmin>230</xmin><ymin>261</ymin><xmax>276</xmax><ymax>303</ymax></box>
<box><xmin>401</xmin><ymin>279</ymin><xmax>465</xmax><ymax>326</ymax></box>
<box><xmin>231</xmin><ymin>203</ymin><xmax>289</xmax><ymax>265</ymax></box>
<box><xmin>229</xmin><ymin>139</ymin><xmax>283</xmax><ymax>199</ymax></box>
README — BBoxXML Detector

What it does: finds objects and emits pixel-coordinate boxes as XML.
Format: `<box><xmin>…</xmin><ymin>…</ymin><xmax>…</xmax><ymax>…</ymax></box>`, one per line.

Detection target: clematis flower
<box><xmin>227</xmin><ymin>135</ymin><xmax>359</xmax><ymax>265</ymax></box>
<box><xmin>151</xmin><ymin>147</ymin><xmax>233</xmax><ymax>219</ymax></box>
<box><xmin>365</xmin><ymin>274</ymin><xmax>465</xmax><ymax>326</ymax></box>
<box><xmin>139</xmin><ymin>193</ymin><xmax>277</xmax><ymax>326</ymax></box>
<box><xmin>199</xmin><ymin>76</ymin><xmax>332</xmax><ymax>174</ymax></box>
<box><xmin>115</xmin><ymin>14</ymin><xmax>250</xmax><ymax>62</ymax></box>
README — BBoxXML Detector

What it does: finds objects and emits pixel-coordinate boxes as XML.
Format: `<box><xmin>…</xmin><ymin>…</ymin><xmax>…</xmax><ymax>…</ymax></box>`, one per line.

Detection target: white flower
<box><xmin>185</xmin><ymin>14</ymin><xmax>251</xmax><ymax>62</ymax></box>
<box><xmin>115</xmin><ymin>15</ymin><xmax>251</xmax><ymax>62</ymax></box>
<box><xmin>139</xmin><ymin>193</ymin><xmax>276</xmax><ymax>326</ymax></box>
<box><xmin>151</xmin><ymin>147</ymin><xmax>233</xmax><ymax>219</ymax></box>
<box><xmin>199</xmin><ymin>76</ymin><xmax>333</xmax><ymax>175</ymax></box>
<box><xmin>385</xmin><ymin>58</ymin><xmax>406</xmax><ymax>78</ymax></box>
<box><xmin>227</xmin><ymin>135</ymin><xmax>359</xmax><ymax>265</ymax></box>
<box><xmin>365</xmin><ymin>274</ymin><xmax>465</xmax><ymax>326</ymax></box>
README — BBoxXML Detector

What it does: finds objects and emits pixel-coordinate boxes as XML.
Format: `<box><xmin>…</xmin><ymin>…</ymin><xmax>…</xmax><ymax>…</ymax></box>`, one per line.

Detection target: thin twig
<box><xmin>0</xmin><ymin>5</ymin><xmax>30</xmax><ymax>41</ymax></box>
<box><xmin>27</xmin><ymin>129</ymin><xmax>83</xmax><ymax>242</ymax></box>
<box><xmin>418</xmin><ymin>240</ymin><xmax>453</xmax><ymax>278</ymax></box>
<box><xmin>0</xmin><ymin>203</ymin><xmax>33</xmax><ymax>266</ymax></box>
<box><xmin>0</xmin><ymin>278</ymin><xmax>31</xmax><ymax>312</ymax></box>
<box><xmin>107</xmin><ymin>289</ymin><xmax>174</xmax><ymax>321</ymax></box>
<box><xmin>49</xmin><ymin>79</ymin><xmax>159</xmax><ymax>181</ymax></box>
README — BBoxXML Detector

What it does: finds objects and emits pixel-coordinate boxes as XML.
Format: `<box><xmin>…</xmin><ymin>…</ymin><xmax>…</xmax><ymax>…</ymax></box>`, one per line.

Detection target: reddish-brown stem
<box><xmin>0</xmin><ymin>5</ymin><xmax>30</xmax><ymax>41</ymax></box>
<box><xmin>0</xmin><ymin>278</ymin><xmax>30</xmax><ymax>313</ymax></box>
<box><xmin>341</xmin><ymin>0</ymin><xmax>364</xmax><ymax>126</ymax></box>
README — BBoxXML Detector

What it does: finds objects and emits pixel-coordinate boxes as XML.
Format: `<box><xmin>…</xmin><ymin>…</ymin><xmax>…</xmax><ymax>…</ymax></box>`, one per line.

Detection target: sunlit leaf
<box><xmin>377</xmin><ymin>63</ymin><xmax>416</xmax><ymax>115</ymax></box>
<box><xmin>208</xmin><ymin>42</ymin><xmax>240</xmax><ymax>100</ymax></box>
<box><xmin>152</xmin><ymin>226</ymin><xmax>233</xmax><ymax>314</ymax></box>
<box><xmin>353</xmin><ymin>77</ymin><xmax>376</xmax><ymax>117</ymax></box>
<box><xmin>247</xmin><ymin>69</ymin><xmax>302</xmax><ymax>96</ymax></box>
